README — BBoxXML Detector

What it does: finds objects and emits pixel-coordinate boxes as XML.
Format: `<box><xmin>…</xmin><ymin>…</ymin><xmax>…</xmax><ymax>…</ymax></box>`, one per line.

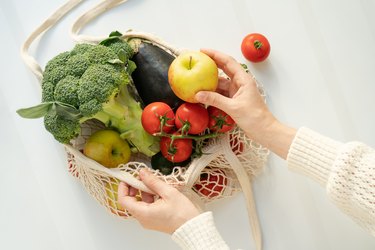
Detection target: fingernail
<box><xmin>139</xmin><ymin>168</ymin><xmax>149</xmax><ymax>178</ymax></box>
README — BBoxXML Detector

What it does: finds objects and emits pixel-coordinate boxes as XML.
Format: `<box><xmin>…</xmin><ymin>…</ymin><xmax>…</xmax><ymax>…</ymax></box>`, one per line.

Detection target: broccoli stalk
<box><xmin>17</xmin><ymin>32</ymin><xmax>158</xmax><ymax>157</ymax></box>
<box><xmin>87</xmin><ymin>84</ymin><xmax>156</xmax><ymax>155</ymax></box>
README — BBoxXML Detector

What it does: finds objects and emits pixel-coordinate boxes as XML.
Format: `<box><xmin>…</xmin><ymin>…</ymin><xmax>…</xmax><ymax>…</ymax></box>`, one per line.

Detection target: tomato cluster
<box><xmin>141</xmin><ymin>101</ymin><xmax>236</xmax><ymax>167</ymax></box>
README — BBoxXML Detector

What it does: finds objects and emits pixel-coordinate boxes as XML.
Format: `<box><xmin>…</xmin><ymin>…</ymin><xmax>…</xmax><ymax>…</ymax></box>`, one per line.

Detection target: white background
<box><xmin>1</xmin><ymin>0</ymin><xmax>375</xmax><ymax>249</ymax></box>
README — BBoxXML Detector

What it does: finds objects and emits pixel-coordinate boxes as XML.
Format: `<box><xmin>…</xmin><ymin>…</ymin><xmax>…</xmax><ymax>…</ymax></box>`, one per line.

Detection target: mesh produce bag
<box><xmin>20</xmin><ymin>1</ymin><xmax>269</xmax><ymax>249</ymax></box>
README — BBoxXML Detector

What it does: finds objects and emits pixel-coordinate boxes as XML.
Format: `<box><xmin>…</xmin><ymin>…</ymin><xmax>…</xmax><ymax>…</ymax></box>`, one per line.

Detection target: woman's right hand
<box><xmin>196</xmin><ymin>49</ymin><xmax>276</xmax><ymax>143</ymax></box>
<box><xmin>196</xmin><ymin>49</ymin><xmax>296</xmax><ymax>159</ymax></box>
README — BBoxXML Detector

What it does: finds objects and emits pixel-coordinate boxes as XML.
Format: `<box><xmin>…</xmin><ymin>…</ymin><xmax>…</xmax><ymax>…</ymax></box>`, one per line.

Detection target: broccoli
<box><xmin>17</xmin><ymin>33</ymin><xmax>158</xmax><ymax>157</ymax></box>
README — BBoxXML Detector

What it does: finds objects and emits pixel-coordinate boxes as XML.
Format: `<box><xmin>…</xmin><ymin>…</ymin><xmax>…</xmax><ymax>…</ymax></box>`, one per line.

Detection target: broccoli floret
<box><xmin>106</xmin><ymin>40</ymin><xmax>134</xmax><ymax>61</ymax></box>
<box><xmin>44</xmin><ymin>111</ymin><xmax>80</xmax><ymax>144</ymax></box>
<box><xmin>17</xmin><ymin>34</ymin><xmax>157</xmax><ymax>157</ymax></box>
<box><xmin>54</xmin><ymin>76</ymin><xmax>80</xmax><ymax>108</ymax></box>
<box><xmin>70</xmin><ymin>43</ymin><xmax>94</xmax><ymax>55</ymax></box>
<box><xmin>66</xmin><ymin>54</ymin><xmax>90</xmax><ymax>77</ymax></box>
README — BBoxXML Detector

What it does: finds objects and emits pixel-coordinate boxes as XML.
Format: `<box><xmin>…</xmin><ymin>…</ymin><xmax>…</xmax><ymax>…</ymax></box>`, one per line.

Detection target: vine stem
<box><xmin>153</xmin><ymin>131</ymin><xmax>222</xmax><ymax>141</ymax></box>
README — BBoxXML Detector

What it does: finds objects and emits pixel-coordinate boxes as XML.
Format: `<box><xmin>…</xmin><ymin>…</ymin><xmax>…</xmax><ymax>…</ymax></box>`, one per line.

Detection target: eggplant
<box><xmin>131</xmin><ymin>42</ymin><xmax>183</xmax><ymax>110</ymax></box>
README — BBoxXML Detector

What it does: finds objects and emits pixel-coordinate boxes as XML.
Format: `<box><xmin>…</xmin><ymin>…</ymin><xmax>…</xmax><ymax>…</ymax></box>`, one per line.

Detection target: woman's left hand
<box><xmin>117</xmin><ymin>168</ymin><xmax>201</xmax><ymax>234</ymax></box>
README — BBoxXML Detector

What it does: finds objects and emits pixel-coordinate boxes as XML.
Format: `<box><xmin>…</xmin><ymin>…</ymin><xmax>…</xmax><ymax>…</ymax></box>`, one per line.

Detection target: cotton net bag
<box><xmin>20</xmin><ymin>0</ymin><xmax>269</xmax><ymax>249</ymax></box>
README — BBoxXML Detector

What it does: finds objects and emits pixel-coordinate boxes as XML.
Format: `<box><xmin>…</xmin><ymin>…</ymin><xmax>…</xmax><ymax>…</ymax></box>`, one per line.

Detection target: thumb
<box><xmin>195</xmin><ymin>91</ymin><xmax>231</xmax><ymax>112</ymax></box>
<box><xmin>139</xmin><ymin>169</ymin><xmax>174</xmax><ymax>198</ymax></box>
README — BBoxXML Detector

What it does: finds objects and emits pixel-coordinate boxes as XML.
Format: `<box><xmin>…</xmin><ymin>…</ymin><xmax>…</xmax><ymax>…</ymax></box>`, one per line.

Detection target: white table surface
<box><xmin>1</xmin><ymin>0</ymin><xmax>375</xmax><ymax>249</ymax></box>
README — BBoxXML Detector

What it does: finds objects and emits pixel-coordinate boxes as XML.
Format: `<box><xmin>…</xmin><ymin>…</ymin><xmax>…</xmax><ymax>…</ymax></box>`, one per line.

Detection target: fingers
<box><xmin>118</xmin><ymin>182</ymin><xmax>149</xmax><ymax>216</ymax></box>
<box><xmin>195</xmin><ymin>91</ymin><xmax>232</xmax><ymax>114</ymax></box>
<box><xmin>141</xmin><ymin>192</ymin><xmax>155</xmax><ymax>203</ymax></box>
<box><xmin>201</xmin><ymin>48</ymin><xmax>245</xmax><ymax>79</ymax></box>
<box><xmin>139</xmin><ymin>169</ymin><xmax>175</xmax><ymax>198</ymax></box>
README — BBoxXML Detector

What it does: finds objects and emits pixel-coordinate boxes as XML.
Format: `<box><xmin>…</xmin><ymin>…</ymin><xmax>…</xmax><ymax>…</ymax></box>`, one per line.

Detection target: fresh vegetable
<box><xmin>193</xmin><ymin>168</ymin><xmax>228</xmax><ymax>198</ymax></box>
<box><xmin>168</xmin><ymin>51</ymin><xmax>218</xmax><ymax>103</ymax></box>
<box><xmin>175</xmin><ymin>103</ymin><xmax>209</xmax><ymax>135</ymax></box>
<box><xmin>241</xmin><ymin>33</ymin><xmax>270</xmax><ymax>63</ymax></box>
<box><xmin>17</xmin><ymin>32</ymin><xmax>158</xmax><ymax>156</ymax></box>
<box><xmin>208</xmin><ymin>106</ymin><xmax>235</xmax><ymax>133</ymax></box>
<box><xmin>230</xmin><ymin>133</ymin><xmax>244</xmax><ymax>155</ymax></box>
<box><xmin>160</xmin><ymin>134</ymin><xmax>193</xmax><ymax>163</ymax></box>
<box><xmin>131</xmin><ymin>42</ymin><xmax>183</xmax><ymax>109</ymax></box>
<box><xmin>151</xmin><ymin>151</ymin><xmax>190</xmax><ymax>175</ymax></box>
<box><xmin>83</xmin><ymin>129</ymin><xmax>131</xmax><ymax>168</ymax></box>
<box><xmin>141</xmin><ymin>102</ymin><xmax>175</xmax><ymax>134</ymax></box>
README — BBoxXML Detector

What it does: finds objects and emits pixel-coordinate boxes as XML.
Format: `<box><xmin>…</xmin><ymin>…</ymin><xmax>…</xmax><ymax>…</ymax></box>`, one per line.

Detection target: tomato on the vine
<box><xmin>160</xmin><ymin>135</ymin><xmax>193</xmax><ymax>163</ymax></box>
<box><xmin>175</xmin><ymin>103</ymin><xmax>209</xmax><ymax>135</ymax></box>
<box><xmin>241</xmin><ymin>33</ymin><xmax>270</xmax><ymax>63</ymax></box>
<box><xmin>141</xmin><ymin>102</ymin><xmax>175</xmax><ymax>134</ymax></box>
<box><xmin>208</xmin><ymin>106</ymin><xmax>235</xmax><ymax>133</ymax></box>
<box><xmin>193</xmin><ymin>168</ymin><xmax>228</xmax><ymax>198</ymax></box>
<box><xmin>229</xmin><ymin>134</ymin><xmax>244</xmax><ymax>155</ymax></box>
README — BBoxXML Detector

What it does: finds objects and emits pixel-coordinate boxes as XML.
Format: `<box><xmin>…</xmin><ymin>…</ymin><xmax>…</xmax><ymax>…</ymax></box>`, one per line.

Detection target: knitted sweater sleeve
<box><xmin>287</xmin><ymin>127</ymin><xmax>375</xmax><ymax>235</ymax></box>
<box><xmin>172</xmin><ymin>212</ymin><xmax>230</xmax><ymax>250</ymax></box>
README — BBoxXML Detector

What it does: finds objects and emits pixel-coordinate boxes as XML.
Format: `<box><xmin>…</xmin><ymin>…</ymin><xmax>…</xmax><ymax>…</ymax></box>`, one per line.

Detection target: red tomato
<box><xmin>193</xmin><ymin>168</ymin><xmax>228</xmax><ymax>198</ymax></box>
<box><xmin>241</xmin><ymin>33</ymin><xmax>270</xmax><ymax>63</ymax></box>
<box><xmin>175</xmin><ymin>103</ymin><xmax>209</xmax><ymax>135</ymax></box>
<box><xmin>141</xmin><ymin>102</ymin><xmax>175</xmax><ymax>134</ymax></box>
<box><xmin>208</xmin><ymin>106</ymin><xmax>235</xmax><ymax>133</ymax></box>
<box><xmin>229</xmin><ymin>134</ymin><xmax>244</xmax><ymax>155</ymax></box>
<box><xmin>160</xmin><ymin>135</ymin><xmax>193</xmax><ymax>163</ymax></box>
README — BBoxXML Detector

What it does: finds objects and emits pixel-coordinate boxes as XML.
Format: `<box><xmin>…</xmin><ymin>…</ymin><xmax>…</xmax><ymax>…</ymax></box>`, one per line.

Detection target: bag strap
<box><xmin>70</xmin><ymin>0</ymin><xmax>128</xmax><ymax>43</ymax></box>
<box><xmin>20</xmin><ymin>0</ymin><xmax>84</xmax><ymax>83</ymax></box>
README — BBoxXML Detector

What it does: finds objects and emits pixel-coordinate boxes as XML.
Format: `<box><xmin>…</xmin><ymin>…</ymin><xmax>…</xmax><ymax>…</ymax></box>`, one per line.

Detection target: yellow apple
<box><xmin>83</xmin><ymin>129</ymin><xmax>131</xmax><ymax>168</ymax></box>
<box><xmin>168</xmin><ymin>51</ymin><xmax>218</xmax><ymax>103</ymax></box>
<box><xmin>105</xmin><ymin>180</ymin><xmax>127</xmax><ymax>217</ymax></box>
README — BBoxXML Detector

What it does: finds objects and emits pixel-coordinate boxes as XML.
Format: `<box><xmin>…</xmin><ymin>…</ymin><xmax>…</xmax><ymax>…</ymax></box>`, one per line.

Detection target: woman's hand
<box><xmin>196</xmin><ymin>49</ymin><xmax>296</xmax><ymax>159</ymax></box>
<box><xmin>117</xmin><ymin>169</ymin><xmax>201</xmax><ymax>234</ymax></box>
<box><xmin>196</xmin><ymin>49</ymin><xmax>276</xmax><ymax>142</ymax></box>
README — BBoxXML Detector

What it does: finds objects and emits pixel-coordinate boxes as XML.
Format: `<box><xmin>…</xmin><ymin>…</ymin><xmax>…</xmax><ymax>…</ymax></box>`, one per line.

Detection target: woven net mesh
<box><xmin>66</xmin><ymin>107</ymin><xmax>269</xmax><ymax>217</ymax></box>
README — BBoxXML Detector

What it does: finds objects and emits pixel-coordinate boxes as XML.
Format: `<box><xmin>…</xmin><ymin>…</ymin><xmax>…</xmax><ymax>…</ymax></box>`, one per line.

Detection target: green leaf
<box><xmin>126</xmin><ymin>60</ymin><xmax>137</xmax><ymax>75</ymax></box>
<box><xmin>55</xmin><ymin>102</ymin><xmax>83</xmax><ymax>121</ymax></box>
<box><xmin>109</xmin><ymin>31</ymin><xmax>123</xmax><ymax>37</ymax></box>
<box><xmin>16</xmin><ymin>102</ymin><xmax>54</xmax><ymax>119</ymax></box>
<box><xmin>118</xmin><ymin>49</ymin><xmax>127</xmax><ymax>63</ymax></box>
<box><xmin>99</xmin><ymin>31</ymin><xmax>123</xmax><ymax>46</ymax></box>
<box><xmin>107</xmin><ymin>59</ymin><xmax>124</xmax><ymax>65</ymax></box>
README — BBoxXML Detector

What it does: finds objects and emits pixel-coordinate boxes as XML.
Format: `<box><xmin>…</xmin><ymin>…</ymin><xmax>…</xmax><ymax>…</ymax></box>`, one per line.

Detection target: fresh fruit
<box><xmin>175</xmin><ymin>103</ymin><xmax>209</xmax><ymax>135</ymax></box>
<box><xmin>208</xmin><ymin>106</ymin><xmax>235</xmax><ymax>133</ymax></box>
<box><xmin>160</xmin><ymin>135</ymin><xmax>193</xmax><ymax>163</ymax></box>
<box><xmin>105</xmin><ymin>180</ymin><xmax>127</xmax><ymax>216</ymax></box>
<box><xmin>168</xmin><ymin>51</ymin><xmax>218</xmax><ymax>103</ymax></box>
<box><xmin>241</xmin><ymin>33</ymin><xmax>270</xmax><ymax>63</ymax></box>
<box><xmin>83</xmin><ymin>130</ymin><xmax>131</xmax><ymax>168</ymax></box>
<box><xmin>229</xmin><ymin>133</ymin><xmax>245</xmax><ymax>155</ymax></box>
<box><xmin>141</xmin><ymin>102</ymin><xmax>175</xmax><ymax>134</ymax></box>
<box><xmin>194</xmin><ymin>168</ymin><xmax>228</xmax><ymax>198</ymax></box>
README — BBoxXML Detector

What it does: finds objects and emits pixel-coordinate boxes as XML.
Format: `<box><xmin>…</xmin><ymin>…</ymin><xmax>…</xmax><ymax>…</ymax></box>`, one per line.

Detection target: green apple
<box><xmin>83</xmin><ymin>129</ymin><xmax>131</xmax><ymax>168</ymax></box>
<box><xmin>168</xmin><ymin>51</ymin><xmax>218</xmax><ymax>103</ymax></box>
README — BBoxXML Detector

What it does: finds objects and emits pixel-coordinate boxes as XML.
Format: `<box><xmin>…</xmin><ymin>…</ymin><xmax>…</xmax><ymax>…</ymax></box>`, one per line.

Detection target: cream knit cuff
<box><xmin>172</xmin><ymin>211</ymin><xmax>230</xmax><ymax>250</ymax></box>
<box><xmin>287</xmin><ymin>127</ymin><xmax>342</xmax><ymax>186</ymax></box>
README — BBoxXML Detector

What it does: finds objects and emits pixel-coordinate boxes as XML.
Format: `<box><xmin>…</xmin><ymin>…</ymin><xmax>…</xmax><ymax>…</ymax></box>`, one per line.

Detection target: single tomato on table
<box><xmin>241</xmin><ymin>33</ymin><xmax>270</xmax><ymax>63</ymax></box>
<box><xmin>160</xmin><ymin>135</ymin><xmax>193</xmax><ymax>163</ymax></box>
<box><xmin>208</xmin><ymin>106</ymin><xmax>235</xmax><ymax>133</ymax></box>
<box><xmin>175</xmin><ymin>103</ymin><xmax>209</xmax><ymax>135</ymax></box>
<box><xmin>141</xmin><ymin>102</ymin><xmax>175</xmax><ymax>134</ymax></box>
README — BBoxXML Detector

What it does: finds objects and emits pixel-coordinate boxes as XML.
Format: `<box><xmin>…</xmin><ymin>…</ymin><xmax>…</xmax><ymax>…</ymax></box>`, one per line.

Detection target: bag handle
<box><xmin>70</xmin><ymin>0</ymin><xmax>128</xmax><ymax>43</ymax></box>
<box><xmin>70</xmin><ymin>0</ymin><xmax>184</xmax><ymax>56</ymax></box>
<box><xmin>20</xmin><ymin>0</ymin><xmax>84</xmax><ymax>83</ymax></box>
